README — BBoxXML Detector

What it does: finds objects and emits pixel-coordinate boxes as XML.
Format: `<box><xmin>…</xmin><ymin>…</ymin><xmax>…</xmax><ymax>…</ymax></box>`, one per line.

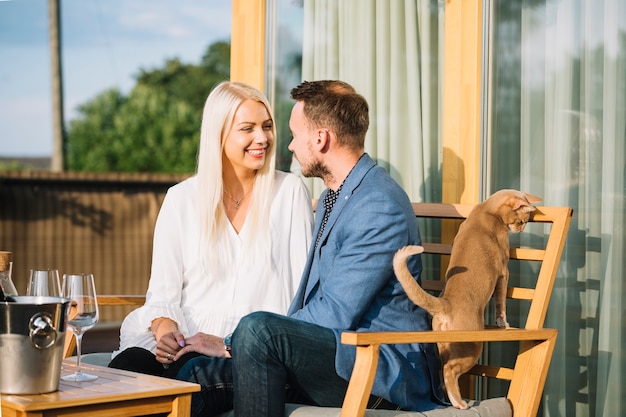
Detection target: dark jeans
<box><xmin>109</xmin><ymin>346</ymin><xmax>203</xmax><ymax>379</ymax></box>
<box><xmin>177</xmin><ymin>312</ymin><xmax>399</xmax><ymax>417</ymax></box>
<box><xmin>232</xmin><ymin>312</ymin><xmax>399</xmax><ymax>417</ymax></box>
<box><xmin>176</xmin><ymin>355</ymin><xmax>235</xmax><ymax>416</ymax></box>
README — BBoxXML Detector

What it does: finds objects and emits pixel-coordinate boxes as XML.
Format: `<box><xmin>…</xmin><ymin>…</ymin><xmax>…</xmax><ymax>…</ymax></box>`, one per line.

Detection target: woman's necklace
<box><xmin>223</xmin><ymin>186</ymin><xmax>252</xmax><ymax>209</ymax></box>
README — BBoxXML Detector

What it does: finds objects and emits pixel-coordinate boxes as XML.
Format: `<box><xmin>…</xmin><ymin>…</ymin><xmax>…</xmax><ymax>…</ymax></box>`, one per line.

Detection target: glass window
<box><xmin>487</xmin><ymin>1</ymin><xmax>626</xmax><ymax>415</ymax></box>
<box><xmin>265</xmin><ymin>0</ymin><xmax>444</xmax><ymax>203</ymax></box>
<box><xmin>264</xmin><ymin>0</ymin><xmax>305</xmax><ymax>173</ymax></box>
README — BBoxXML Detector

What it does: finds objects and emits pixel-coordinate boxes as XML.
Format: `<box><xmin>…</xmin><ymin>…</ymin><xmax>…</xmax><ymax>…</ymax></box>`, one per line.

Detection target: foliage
<box><xmin>66</xmin><ymin>41</ymin><xmax>231</xmax><ymax>173</ymax></box>
<box><xmin>0</xmin><ymin>161</ymin><xmax>29</xmax><ymax>171</ymax></box>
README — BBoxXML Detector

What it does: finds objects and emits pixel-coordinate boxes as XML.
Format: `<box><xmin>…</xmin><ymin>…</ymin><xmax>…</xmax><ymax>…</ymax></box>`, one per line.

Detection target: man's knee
<box><xmin>235</xmin><ymin>311</ymin><xmax>280</xmax><ymax>342</ymax></box>
<box><xmin>233</xmin><ymin>311</ymin><xmax>294</xmax><ymax>357</ymax></box>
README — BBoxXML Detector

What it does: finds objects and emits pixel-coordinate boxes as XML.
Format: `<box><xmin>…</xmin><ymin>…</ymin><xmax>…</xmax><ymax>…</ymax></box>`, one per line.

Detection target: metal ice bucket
<box><xmin>0</xmin><ymin>296</ymin><xmax>70</xmax><ymax>394</ymax></box>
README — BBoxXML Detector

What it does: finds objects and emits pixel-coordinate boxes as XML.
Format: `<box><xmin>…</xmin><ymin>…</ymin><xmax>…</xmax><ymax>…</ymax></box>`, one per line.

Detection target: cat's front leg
<box><xmin>494</xmin><ymin>272</ymin><xmax>510</xmax><ymax>328</ymax></box>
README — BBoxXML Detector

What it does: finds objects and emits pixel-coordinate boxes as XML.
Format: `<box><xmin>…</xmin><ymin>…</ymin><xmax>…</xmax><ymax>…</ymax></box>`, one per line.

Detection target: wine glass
<box><xmin>61</xmin><ymin>273</ymin><xmax>99</xmax><ymax>382</ymax></box>
<box><xmin>27</xmin><ymin>269</ymin><xmax>61</xmax><ymax>297</ymax></box>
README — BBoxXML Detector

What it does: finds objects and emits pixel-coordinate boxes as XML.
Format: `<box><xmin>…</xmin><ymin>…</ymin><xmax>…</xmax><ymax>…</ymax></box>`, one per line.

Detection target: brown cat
<box><xmin>394</xmin><ymin>189</ymin><xmax>542</xmax><ymax>409</ymax></box>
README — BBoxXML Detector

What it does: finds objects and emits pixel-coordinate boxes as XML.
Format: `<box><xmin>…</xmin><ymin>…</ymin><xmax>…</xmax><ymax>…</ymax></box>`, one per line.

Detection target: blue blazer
<box><xmin>288</xmin><ymin>154</ymin><xmax>445</xmax><ymax>411</ymax></box>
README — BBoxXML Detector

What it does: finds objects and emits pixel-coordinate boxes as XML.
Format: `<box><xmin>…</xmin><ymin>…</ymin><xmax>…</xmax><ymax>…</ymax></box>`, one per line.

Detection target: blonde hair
<box><xmin>196</xmin><ymin>81</ymin><xmax>276</xmax><ymax>276</ymax></box>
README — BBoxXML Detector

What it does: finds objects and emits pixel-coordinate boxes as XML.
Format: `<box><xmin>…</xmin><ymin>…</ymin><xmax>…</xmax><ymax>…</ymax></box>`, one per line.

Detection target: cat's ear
<box><xmin>523</xmin><ymin>192</ymin><xmax>543</xmax><ymax>204</ymax></box>
<box><xmin>512</xmin><ymin>197</ymin><xmax>538</xmax><ymax>213</ymax></box>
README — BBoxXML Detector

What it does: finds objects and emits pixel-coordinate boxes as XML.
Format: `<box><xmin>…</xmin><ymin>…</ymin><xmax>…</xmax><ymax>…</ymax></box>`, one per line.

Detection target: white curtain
<box><xmin>489</xmin><ymin>1</ymin><xmax>626</xmax><ymax>415</ymax></box>
<box><xmin>296</xmin><ymin>0</ymin><xmax>443</xmax><ymax>202</ymax></box>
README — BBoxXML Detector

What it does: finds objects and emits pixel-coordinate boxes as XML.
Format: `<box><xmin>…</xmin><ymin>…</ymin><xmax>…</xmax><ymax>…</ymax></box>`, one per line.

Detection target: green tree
<box><xmin>135</xmin><ymin>41</ymin><xmax>230</xmax><ymax>111</ymax></box>
<box><xmin>66</xmin><ymin>41</ymin><xmax>230</xmax><ymax>173</ymax></box>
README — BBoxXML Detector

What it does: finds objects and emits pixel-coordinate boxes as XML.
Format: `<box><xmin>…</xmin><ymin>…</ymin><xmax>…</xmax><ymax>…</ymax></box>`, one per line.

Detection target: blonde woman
<box><xmin>109</xmin><ymin>81</ymin><xmax>314</xmax><ymax>377</ymax></box>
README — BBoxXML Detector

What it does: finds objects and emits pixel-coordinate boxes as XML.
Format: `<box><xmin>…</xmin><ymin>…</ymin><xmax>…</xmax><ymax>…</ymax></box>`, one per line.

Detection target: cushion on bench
<box><xmin>216</xmin><ymin>398</ymin><xmax>512</xmax><ymax>417</ymax></box>
<box><xmin>77</xmin><ymin>352</ymin><xmax>113</xmax><ymax>367</ymax></box>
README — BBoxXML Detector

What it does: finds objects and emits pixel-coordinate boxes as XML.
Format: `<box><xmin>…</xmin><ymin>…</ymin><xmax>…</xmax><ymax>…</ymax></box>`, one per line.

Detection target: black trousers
<box><xmin>108</xmin><ymin>346</ymin><xmax>203</xmax><ymax>379</ymax></box>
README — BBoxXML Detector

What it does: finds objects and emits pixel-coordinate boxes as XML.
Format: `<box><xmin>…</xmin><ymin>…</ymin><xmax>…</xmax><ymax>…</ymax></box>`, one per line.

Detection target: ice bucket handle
<box><xmin>29</xmin><ymin>312</ymin><xmax>58</xmax><ymax>349</ymax></box>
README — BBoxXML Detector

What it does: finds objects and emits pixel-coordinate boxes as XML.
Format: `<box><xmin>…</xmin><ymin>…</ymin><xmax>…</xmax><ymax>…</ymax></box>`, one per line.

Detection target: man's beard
<box><xmin>301</xmin><ymin>158</ymin><xmax>331</xmax><ymax>180</ymax></box>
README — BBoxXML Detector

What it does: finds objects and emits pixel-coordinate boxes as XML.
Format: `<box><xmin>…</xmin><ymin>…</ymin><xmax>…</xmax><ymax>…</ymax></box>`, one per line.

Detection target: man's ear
<box><xmin>316</xmin><ymin>129</ymin><xmax>331</xmax><ymax>152</ymax></box>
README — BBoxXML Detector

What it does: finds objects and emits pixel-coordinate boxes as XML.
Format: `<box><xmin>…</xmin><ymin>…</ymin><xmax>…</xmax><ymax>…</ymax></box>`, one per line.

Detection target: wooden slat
<box><xmin>97</xmin><ymin>295</ymin><xmax>146</xmax><ymax>306</ymax></box>
<box><xmin>510</xmin><ymin>247</ymin><xmax>544</xmax><ymax>261</ymax></box>
<box><xmin>64</xmin><ymin>295</ymin><xmax>146</xmax><ymax>358</ymax></box>
<box><xmin>469</xmin><ymin>364</ymin><xmax>515</xmax><ymax>380</ymax></box>
<box><xmin>528</xmin><ymin>206</ymin><xmax>573</xmax><ymax>223</ymax></box>
<box><xmin>421</xmin><ymin>242</ymin><xmax>452</xmax><ymax>255</ymax></box>
<box><xmin>421</xmin><ymin>281</ymin><xmax>534</xmax><ymax>301</ymax></box>
<box><xmin>506</xmin><ymin>286</ymin><xmax>535</xmax><ymax>300</ymax></box>
<box><xmin>423</xmin><ymin>245</ymin><xmax>545</xmax><ymax>261</ymax></box>
<box><xmin>341</xmin><ymin>328</ymin><xmax>558</xmax><ymax>345</ymax></box>
<box><xmin>412</xmin><ymin>202</ymin><xmax>474</xmax><ymax>219</ymax></box>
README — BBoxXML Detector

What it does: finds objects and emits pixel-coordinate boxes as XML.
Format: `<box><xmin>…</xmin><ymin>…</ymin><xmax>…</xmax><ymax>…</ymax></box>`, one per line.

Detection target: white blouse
<box><xmin>113</xmin><ymin>171</ymin><xmax>313</xmax><ymax>357</ymax></box>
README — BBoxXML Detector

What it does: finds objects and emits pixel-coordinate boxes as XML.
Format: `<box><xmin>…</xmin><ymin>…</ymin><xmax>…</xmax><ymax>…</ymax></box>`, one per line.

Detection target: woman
<box><xmin>109</xmin><ymin>81</ymin><xmax>313</xmax><ymax>377</ymax></box>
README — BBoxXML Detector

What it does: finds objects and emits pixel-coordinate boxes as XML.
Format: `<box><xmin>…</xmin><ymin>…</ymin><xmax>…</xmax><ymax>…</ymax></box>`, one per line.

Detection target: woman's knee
<box><xmin>109</xmin><ymin>347</ymin><xmax>163</xmax><ymax>376</ymax></box>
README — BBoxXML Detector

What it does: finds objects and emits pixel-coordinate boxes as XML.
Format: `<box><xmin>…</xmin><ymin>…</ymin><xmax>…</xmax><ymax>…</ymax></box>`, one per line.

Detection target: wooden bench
<box><xmin>334</xmin><ymin>203</ymin><xmax>572</xmax><ymax>417</ymax></box>
<box><xmin>64</xmin><ymin>202</ymin><xmax>572</xmax><ymax>417</ymax></box>
<box><xmin>64</xmin><ymin>296</ymin><xmax>146</xmax><ymax>358</ymax></box>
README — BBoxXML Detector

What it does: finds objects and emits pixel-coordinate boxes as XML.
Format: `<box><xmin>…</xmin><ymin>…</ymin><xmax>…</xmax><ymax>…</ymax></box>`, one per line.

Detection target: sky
<box><xmin>0</xmin><ymin>0</ymin><xmax>231</xmax><ymax>157</ymax></box>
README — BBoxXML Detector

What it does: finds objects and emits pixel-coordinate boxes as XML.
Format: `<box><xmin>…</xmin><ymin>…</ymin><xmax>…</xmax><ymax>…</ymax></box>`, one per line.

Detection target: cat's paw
<box><xmin>496</xmin><ymin>316</ymin><xmax>510</xmax><ymax>328</ymax></box>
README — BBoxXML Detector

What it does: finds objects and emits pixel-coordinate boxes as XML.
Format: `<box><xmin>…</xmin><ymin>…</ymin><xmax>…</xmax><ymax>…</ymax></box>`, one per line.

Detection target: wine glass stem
<box><xmin>75</xmin><ymin>333</ymin><xmax>84</xmax><ymax>374</ymax></box>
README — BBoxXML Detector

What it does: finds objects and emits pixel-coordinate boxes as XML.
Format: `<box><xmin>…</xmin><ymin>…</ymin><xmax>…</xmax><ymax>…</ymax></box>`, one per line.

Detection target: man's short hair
<box><xmin>291</xmin><ymin>80</ymin><xmax>369</xmax><ymax>150</ymax></box>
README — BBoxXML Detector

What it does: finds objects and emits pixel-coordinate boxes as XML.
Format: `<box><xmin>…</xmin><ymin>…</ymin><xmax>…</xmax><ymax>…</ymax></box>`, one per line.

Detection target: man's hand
<box><xmin>174</xmin><ymin>332</ymin><xmax>229</xmax><ymax>360</ymax></box>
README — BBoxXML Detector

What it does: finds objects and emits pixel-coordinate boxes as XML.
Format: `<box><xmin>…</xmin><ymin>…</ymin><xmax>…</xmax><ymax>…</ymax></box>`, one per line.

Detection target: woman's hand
<box><xmin>174</xmin><ymin>332</ymin><xmax>229</xmax><ymax>360</ymax></box>
<box><xmin>155</xmin><ymin>330</ymin><xmax>186</xmax><ymax>364</ymax></box>
<box><xmin>151</xmin><ymin>317</ymin><xmax>184</xmax><ymax>364</ymax></box>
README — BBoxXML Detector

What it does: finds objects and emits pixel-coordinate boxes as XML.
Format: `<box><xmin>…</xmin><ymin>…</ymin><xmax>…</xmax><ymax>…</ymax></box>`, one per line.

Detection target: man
<box><xmin>229</xmin><ymin>80</ymin><xmax>445</xmax><ymax>415</ymax></box>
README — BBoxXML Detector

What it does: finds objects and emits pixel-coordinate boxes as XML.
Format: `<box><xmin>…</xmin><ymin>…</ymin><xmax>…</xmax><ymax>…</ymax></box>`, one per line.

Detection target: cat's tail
<box><xmin>394</xmin><ymin>245</ymin><xmax>446</xmax><ymax>316</ymax></box>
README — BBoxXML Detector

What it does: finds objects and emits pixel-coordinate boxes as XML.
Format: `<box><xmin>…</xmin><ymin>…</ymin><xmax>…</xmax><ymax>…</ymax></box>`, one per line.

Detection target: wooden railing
<box><xmin>0</xmin><ymin>171</ymin><xmax>189</xmax><ymax>322</ymax></box>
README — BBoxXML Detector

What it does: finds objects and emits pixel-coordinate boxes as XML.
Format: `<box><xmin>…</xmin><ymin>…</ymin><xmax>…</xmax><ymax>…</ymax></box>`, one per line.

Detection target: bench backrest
<box><xmin>413</xmin><ymin>203</ymin><xmax>572</xmax><ymax>329</ymax></box>
<box><xmin>412</xmin><ymin>202</ymin><xmax>572</xmax><ymax>389</ymax></box>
